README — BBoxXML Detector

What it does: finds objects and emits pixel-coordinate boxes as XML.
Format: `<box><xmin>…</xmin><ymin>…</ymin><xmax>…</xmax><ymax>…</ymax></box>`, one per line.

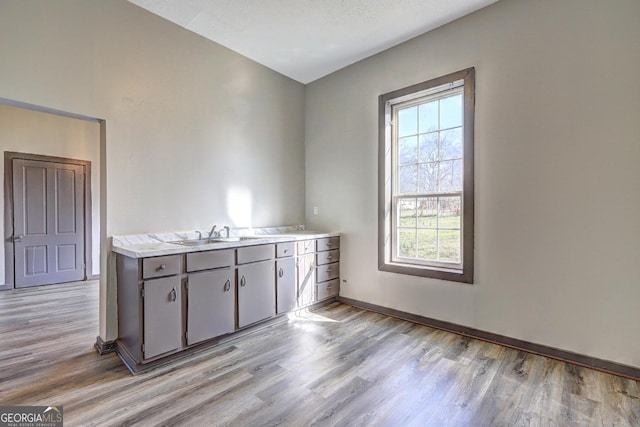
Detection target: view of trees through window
<box><xmin>394</xmin><ymin>91</ymin><xmax>463</xmax><ymax>265</ymax></box>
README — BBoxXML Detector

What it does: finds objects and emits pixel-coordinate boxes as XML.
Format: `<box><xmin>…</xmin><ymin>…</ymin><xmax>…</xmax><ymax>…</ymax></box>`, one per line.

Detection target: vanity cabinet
<box><xmin>276</xmin><ymin>242</ymin><xmax>296</xmax><ymax>314</ymax></box>
<box><xmin>186</xmin><ymin>268</ymin><xmax>235</xmax><ymax>346</ymax></box>
<box><xmin>295</xmin><ymin>236</ymin><xmax>341</xmax><ymax>307</ymax></box>
<box><xmin>143</xmin><ymin>275</ymin><xmax>182</xmax><ymax>359</ymax></box>
<box><xmin>296</xmin><ymin>252</ymin><xmax>316</xmax><ymax>306</ymax></box>
<box><xmin>315</xmin><ymin>237</ymin><xmax>340</xmax><ymax>301</ymax></box>
<box><xmin>237</xmin><ymin>245</ymin><xmax>276</xmax><ymax>328</ymax></box>
<box><xmin>185</xmin><ymin>249</ymin><xmax>235</xmax><ymax>345</ymax></box>
<box><xmin>117</xmin><ymin>253</ymin><xmax>184</xmax><ymax>364</ymax></box>
<box><xmin>116</xmin><ymin>234</ymin><xmax>339</xmax><ymax>373</ymax></box>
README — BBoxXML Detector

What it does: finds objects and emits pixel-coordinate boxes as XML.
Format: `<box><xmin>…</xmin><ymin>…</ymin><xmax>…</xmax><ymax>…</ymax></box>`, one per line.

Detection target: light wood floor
<box><xmin>0</xmin><ymin>281</ymin><xmax>638</xmax><ymax>426</ymax></box>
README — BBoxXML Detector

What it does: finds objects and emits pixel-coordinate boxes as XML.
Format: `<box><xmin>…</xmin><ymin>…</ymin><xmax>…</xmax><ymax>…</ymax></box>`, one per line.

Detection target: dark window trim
<box><xmin>378</xmin><ymin>68</ymin><xmax>475</xmax><ymax>284</ymax></box>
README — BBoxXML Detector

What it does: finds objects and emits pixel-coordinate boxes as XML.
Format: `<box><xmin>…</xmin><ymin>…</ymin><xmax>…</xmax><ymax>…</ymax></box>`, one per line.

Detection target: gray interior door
<box><xmin>12</xmin><ymin>159</ymin><xmax>85</xmax><ymax>288</ymax></box>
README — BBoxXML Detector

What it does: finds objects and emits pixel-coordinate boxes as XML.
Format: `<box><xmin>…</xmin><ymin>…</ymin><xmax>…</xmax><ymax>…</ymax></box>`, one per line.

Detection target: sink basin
<box><xmin>170</xmin><ymin>239</ymin><xmax>218</xmax><ymax>246</ymax></box>
<box><xmin>169</xmin><ymin>236</ymin><xmax>263</xmax><ymax>246</ymax></box>
<box><xmin>214</xmin><ymin>236</ymin><xmax>263</xmax><ymax>242</ymax></box>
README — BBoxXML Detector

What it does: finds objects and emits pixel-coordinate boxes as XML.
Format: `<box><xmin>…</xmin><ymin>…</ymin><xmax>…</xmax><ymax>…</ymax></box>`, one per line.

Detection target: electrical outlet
<box><xmin>313</xmin><ymin>206</ymin><xmax>319</xmax><ymax>215</ymax></box>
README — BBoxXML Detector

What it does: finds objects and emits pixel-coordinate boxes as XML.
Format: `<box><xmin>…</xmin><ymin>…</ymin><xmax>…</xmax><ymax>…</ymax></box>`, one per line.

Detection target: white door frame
<box><xmin>3</xmin><ymin>151</ymin><xmax>93</xmax><ymax>290</ymax></box>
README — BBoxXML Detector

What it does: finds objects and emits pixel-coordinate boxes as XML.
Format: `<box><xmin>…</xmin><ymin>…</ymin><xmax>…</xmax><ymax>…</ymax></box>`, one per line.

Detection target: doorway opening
<box><xmin>0</xmin><ymin>101</ymin><xmax>101</xmax><ymax>291</ymax></box>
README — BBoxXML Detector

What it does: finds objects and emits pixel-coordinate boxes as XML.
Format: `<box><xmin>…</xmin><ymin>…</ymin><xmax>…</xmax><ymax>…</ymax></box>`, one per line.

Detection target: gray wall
<box><xmin>0</xmin><ymin>0</ymin><xmax>305</xmax><ymax>340</ymax></box>
<box><xmin>305</xmin><ymin>0</ymin><xmax>640</xmax><ymax>368</ymax></box>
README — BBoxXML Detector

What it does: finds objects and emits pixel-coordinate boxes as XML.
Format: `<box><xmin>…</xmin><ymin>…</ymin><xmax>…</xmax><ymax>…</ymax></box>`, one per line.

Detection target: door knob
<box><xmin>12</xmin><ymin>235</ymin><xmax>24</xmax><ymax>242</ymax></box>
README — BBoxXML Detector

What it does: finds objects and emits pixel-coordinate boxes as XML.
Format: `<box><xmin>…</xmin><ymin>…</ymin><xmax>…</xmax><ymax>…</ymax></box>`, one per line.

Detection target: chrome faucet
<box><xmin>220</xmin><ymin>226</ymin><xmax>230</xmax><ymax>239</ymax></box>
<box><xmin>208</xmin><ymin>225</ymin><xmax>217</xmax><ymax>239</ymax></box>
<box><xmin>196</xmin><ymin>230</ymin><xmax>203</xmax><ymax>240</ymax></box>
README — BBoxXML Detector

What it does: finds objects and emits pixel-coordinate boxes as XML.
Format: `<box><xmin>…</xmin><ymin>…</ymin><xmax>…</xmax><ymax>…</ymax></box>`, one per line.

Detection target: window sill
<box><xmin>379</xmin><ymin>261</ymin><xmax>473</xmax><ymax>284</ymax></box>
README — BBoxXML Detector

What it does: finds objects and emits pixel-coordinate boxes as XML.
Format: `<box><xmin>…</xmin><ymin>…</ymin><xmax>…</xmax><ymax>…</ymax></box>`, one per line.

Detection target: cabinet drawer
<box><xmin>296</xmin><ymin>240</ymin><xmax>315</xmax><ymax>255</ymax></box>
<box><xmin>142</xmin><ymin>255</ymin><xmax>181</xmax><ymax>279</ymax></box>
<box><xmin>316</xmin><ymin>237</ymin><xmax>339</xmax><ymax>252</ymax></box>
<box><xmin>186</xmin><ymin>249</ymin><xmax>233</xmax><ymax>272</ymax></box>
<box><xmin>276</xmin><ymin>242</ymin><xmax>295</xmax><ymax>258</ymax></box>
<box><xmin>316</xmin><ymin>249</ymin><xmax>339</xmax><ymax>266</ymax></box>
<box><xmin>237</xmin><ymin>244</ymin><xmax>275</xmax><ymax>264</ymax></box>
<box><xmin>316</xmin><ymin>262</ymin><xmax>340</xmax><ymax>283</ymax></box>
<box><xmin>317</xmin><ymin>279</ymin><xmax>340</xmax><ymax>300</ymax></box>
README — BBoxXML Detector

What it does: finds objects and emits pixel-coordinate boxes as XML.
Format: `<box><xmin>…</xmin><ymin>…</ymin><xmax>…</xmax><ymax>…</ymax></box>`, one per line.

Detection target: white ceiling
<box><xmin>128</xmin><ymin>0</ymin><xmax>498</xmax><ymax>84</ymax></box>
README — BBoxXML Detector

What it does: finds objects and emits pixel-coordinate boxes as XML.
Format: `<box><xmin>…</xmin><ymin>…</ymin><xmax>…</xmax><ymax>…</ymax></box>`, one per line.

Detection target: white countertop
<box><xmin>112</xmin><ymin>229</ymin><xmax>340</xmax><ymax>258</ymax></box>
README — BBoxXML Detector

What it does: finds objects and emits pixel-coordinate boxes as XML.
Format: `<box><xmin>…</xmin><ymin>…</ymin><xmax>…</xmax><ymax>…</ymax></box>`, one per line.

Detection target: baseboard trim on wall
<box><xmin>87</xmin><ymin>274</ymin><xmax>100</xmax><ymax>281</ymax></box>
<box><xmin>337</xmin><ymin>296</ymin><xmax>640</xmax><ymax>381</ymax></box>
<box><xmin>94</xmin><ymin>336</ymin><xmax>117</xmax><ymax>355</ymax></box>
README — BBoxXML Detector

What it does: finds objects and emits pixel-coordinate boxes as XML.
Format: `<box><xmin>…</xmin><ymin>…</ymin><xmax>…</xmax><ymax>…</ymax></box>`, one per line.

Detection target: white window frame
<box><xmin>378</xmin><ymin>68</ymin><xmax>475</xmax><ymax>284</ymax></box>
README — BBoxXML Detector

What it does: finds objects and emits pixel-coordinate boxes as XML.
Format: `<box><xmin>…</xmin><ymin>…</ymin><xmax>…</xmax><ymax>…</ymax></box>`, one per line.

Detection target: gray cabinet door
<box><xmin>12</xmin><ymin>159</ymin><xmax>85</xmax><ymax>287</ymax></box>
<box><xmin>186</xmin><ymin>269</ymin><xmax>235</xmax><ymax>345</ymax></box>
<box><xmin>276</xmin><ymin>257</ymin><xmax>296</xmax><ymax>314</ymax></box>
<box><xmin>238</xmin><ymin>261</ymin><xmax>275</xmax><ymax>328</ymax></box>
<box><xmin>297</xmin><ymin>253</ymin><xmax>315</xmax><ymax>307</ymax></box>
<box><xmin>143</xmin><ymin>276</ymin><xmax>182</xmax><ymax>359</ymax></box>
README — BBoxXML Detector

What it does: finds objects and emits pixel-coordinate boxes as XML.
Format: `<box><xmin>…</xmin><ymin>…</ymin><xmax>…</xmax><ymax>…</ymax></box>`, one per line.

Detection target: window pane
<box><xmin>418</xmin><ymin>100</ymin><xmax>438</xmax><ymax>133</ymax></box>
<box><xmin>398</xmin><ymin>199</ymin><xmax>417</xmax><ymax>227</ymax></box>
<box><xmin>440</xmin><ymin>94</ymin><xmax>462</xmax><ymax>129</ymax></box>
<box><xmin>418</xmin><ymin>132</ymin><xmax>438</xmax><ymax>163</ymax></box>
<box><xmin>439</xmin><ymin>197</ymin><xmax>461</xmax><ymax>229</ymax></box>
<box><xmin>417</xmin><ymin>197</ymin><xmax>437</xmax><ymax>228</ymax></box>
<box><xmin>440</xmin><ymin>127</ymin><xmax>462</xmax><ymax>161</ymax></box>
<box><xmin>418</xmin><ymin>163</ymin><xmax>438</xmax><ymax>193</ymax></box>
<box><xmin>398</xmin><ymin>228</ymin><xmax>416</xmax><ymax>258</ymax></box>
<box><xmin>398</xmin><ymin>165</ymin><xmax>417</xmax><ymax>193</ymax></box>
<box><xmin>398</xmin><ymin>106</ymin><xmax>418</xmax><ymax>137</ymax></box>
<box><xmin>438</xmin><ymin>159</ymin><xmax>462</xmax><ymax>192</ymax></box>
<box><xmin>417</xmin><ymin>229</ymin><xmax>437</xmax><ymax>261</ymax></box>
<box><xmin>438</xmin><ymin>230</ymin><xmax>461</xmax><ymax>263</ymax></box>
<box><xmin>398</xmin><ymin>136</ymin><xmax>418</xmax><ymax>164</ymax></box>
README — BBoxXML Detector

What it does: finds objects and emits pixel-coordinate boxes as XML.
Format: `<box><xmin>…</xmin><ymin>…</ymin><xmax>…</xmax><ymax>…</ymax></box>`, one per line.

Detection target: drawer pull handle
<box><xmin>278</xmin><ymin>268</ymin><xmax>284</xmax><ymax>278</ymax></box>
<box><xmin>159</xmin><ymin>264</ymin><xmax>167</xmax><ymax>270</ymax></box>
<box><xmin>326</xmin><ymin>268</ymin><xmax>332</xmax><ymax>273</ymax></box>
<box><xmin>327</xmin><ymin>255</ymin><xmax>332</xmax><ymax>260</ymax></box>
<box><xmin>284</xmin><ymin>249</ymin><xmax>289</xmax><ymax>253</ymax></box>
<box><xmin>326</xmin><ymin>285</ymin><xmax>332</xmax><ymax>290</ymax></box>
<box><xmin>224</xmin><ymin>279</ymin><xmax>231</xmax><ymax>292</ymax></box>
<box><xmin>240</xmin><ymin>276</ymin><xmax>246</xmax><ymax>287</ymax></box>
<box><xmin>170</xmin><ymin>287</ymin><xmax>177</xmax><ymax>302</ymax></box>
<box><xmin>326</xmin><ymin>242</ymin><xmax>332</xmax><ymax>246</ymax></box>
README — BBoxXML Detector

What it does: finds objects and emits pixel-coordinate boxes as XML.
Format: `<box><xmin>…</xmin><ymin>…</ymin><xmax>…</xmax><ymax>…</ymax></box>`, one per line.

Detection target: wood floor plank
<box><xmin>1</xmin><ymin>281</ymin><xmax>638</xmax><ymax>426</ymax></box>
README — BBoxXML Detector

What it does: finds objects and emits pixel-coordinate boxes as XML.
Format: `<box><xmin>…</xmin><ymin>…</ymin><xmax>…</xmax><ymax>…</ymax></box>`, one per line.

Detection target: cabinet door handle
<box><xmin>278</xmin><ymin>268</ymin><xmax>284</xmax><ymax>278</ymax></box>
<box><xmin>224</xmin><ymin>279</ymin><xmax>231</xmax><ymax>292</ymax></box>
<box><xmin>240</xmin><ymin>275</ymin><xmax>246</xmax><ymax>287</ymax></box>
<box><xmin>159</xmin><ymin>264</ymin><xmax>167</xmax><ymax>270</ymax></box>
<box><xmin>170</xmin><ymin>287</ymin><xmax>177</xmax><ymax>302</ymax></box>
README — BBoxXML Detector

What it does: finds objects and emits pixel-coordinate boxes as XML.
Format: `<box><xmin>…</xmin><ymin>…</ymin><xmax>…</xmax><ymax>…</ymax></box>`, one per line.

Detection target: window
<box><xmin>378</xmin><ymin>68</ymin><xmax>474</xmax><ymax>283</ymax></box>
